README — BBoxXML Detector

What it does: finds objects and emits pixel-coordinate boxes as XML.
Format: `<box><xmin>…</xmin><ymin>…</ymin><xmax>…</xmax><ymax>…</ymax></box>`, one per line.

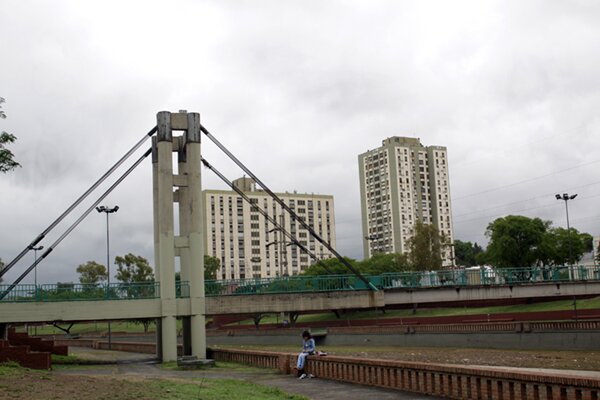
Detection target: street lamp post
<box><xmin>29</xmin><ymin>245</ymin><xmax>44</xmax><ymax>289</ymax></box>
<box><xmin>555</xmin><ymin>193</ymin><xmax>577</xmax><ymax>265</ymax></box>
<box><xmin>364</xmin><ymin>234</ymin><xmax>381</xmax><ymax>256</ymax></box>
<box><xmin>267</xmin><ymin>215</ymin><xmax>290</xmax><ymax>277</ymax></box>
<box><xmin>96</xmin><ymin>205</ymin><xmax>119</xmax><ymax>349</ymax></box>
<box><xmin>29</xmin><ymin>245</ymin><xmax>43</xmax><ymax>335</ymax></box>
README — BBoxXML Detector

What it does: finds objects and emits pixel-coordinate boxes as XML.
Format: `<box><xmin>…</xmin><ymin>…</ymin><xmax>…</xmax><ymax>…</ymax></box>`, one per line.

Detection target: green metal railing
<box><xmin>0</xmin><ymin>282</ymin><xmax>160</xmax><ymax>303</ymax></box>
<box><xmin>204</xmin><ymin>274</ymin><xmax>370</xmax><ymax>297</ymax></box>
<box><xmin>203</xmin><ymin>264</ymin><xmax>600</xmax><ymax>296</ymax></box>
<box><xmin>176</xmin><ymin>281</ymin><xmax>190</xmax><ymax>298</ymax></box>
<box><xmin>1</xmin><ymin>265</ymin><xmax>599</xmax><ymax>302</ymax></box>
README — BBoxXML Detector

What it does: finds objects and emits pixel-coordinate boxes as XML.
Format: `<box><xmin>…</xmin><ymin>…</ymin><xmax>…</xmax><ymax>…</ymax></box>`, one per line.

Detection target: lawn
<box><xmin>0</xmin><ymin>362</ymin><xmax>307</xmax><ymax>400</ymax></box>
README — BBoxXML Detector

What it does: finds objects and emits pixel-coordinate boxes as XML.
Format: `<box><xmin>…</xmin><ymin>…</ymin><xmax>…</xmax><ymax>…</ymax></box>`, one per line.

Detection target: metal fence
<box><xmin>0</xmin><ymin>282</ymin><xmax>160</xmax><ymax>302</ymax></box>
<box><xmin>1</xmin><ymin>265</ymin><xmax>598</xmax><ymax>302</ymax></box>
<box><xmin>203</xmin><ymin>264</ymin><xmax>600</xmax><ymax>296</ymax></box>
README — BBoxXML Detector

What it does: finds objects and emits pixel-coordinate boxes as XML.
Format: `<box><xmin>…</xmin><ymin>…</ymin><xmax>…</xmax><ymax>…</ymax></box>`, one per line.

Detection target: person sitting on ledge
<box><xmin>296</xmin><ymin>330</ymin><xmax>315</xmax><ymax>379</ymax></box>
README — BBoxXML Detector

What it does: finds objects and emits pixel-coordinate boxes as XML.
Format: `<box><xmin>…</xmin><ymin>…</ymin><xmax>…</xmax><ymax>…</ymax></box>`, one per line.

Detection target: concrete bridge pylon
<box><xmin>153</xmin><ymin>111</ymin><xmax>206</xmax><ymax>362</ymax></box>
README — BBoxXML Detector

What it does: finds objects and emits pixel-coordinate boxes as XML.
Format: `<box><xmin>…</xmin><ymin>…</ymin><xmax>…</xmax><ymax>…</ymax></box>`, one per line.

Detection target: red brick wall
<box><xmin>0</xmin><ymin>340</ymin><xmax>51</xmax><ymax>370</ymax></box>
<box><xmin>7</xmin><ymin>328</ymin><xmax>68</xmax><ymax>356</ymax></box>
<box><xmin>210</xmin><ymin>348</ymin><xmax>600</xmax><ymax>400</ymax></box>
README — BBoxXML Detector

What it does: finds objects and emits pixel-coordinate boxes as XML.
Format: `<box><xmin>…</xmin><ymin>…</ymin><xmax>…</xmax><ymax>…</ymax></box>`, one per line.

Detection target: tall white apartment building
<box><xmin>203</xmin><ymin>177</ymin><xmax>336</xmax><ymax>280</ymax></box>
<box><xmin>358</xmin><ymin>137</ymin><xmax>454</xmax><ymax>265</ymax></box>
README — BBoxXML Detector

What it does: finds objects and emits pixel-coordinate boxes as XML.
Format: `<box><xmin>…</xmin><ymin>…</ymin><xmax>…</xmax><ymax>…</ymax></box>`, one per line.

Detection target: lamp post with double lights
<box><xmin>29</xmin><ymin>245</ymin><xmax>44</xmax><ymax>289</ymax></box>
<box><xmin>364</xmin><ymin>234</ymin><xmax>382</xmax><ymax>256</ymax></box>
<box><xmin>555</xmin><ymin>193</ymin><xmax>577</xmax><ymax>265</ymax></box>
<box><xmin>29</xmin><ymin>245</ymin><xmax>43</xmax><ymax>335</ymax></box>
<box><xmin>266</xmin><ymin>215</ymin><xmax>291</xmax><ymax>277</ymax></box>
<box><xmin>96</xmin><ymin>205</ymin><xmax>119</xmax><ymax>349</ymax></box>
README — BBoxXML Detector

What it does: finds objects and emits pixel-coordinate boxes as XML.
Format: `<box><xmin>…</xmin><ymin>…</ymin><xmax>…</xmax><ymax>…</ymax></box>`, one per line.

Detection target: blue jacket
<box><xmin>302</xmin><ymin>338</ymin><xmax>315</xmax><ymax>354</ymax></box>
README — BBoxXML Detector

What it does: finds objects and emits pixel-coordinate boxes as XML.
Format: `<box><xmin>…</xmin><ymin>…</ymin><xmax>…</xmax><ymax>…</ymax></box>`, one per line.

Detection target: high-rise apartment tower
<box><xmin>358</xmin><ymin>137</ymin><xmax>454</xmax><ymax>264</ymax></box>
<box><xmin>203</xmin><ymin>177</ymin><xmax>336</xmax><ymax>280</ymax></box>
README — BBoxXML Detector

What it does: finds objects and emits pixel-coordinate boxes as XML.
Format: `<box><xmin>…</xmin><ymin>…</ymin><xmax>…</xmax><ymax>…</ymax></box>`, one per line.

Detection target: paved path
<box><xmin>59</xmin><ymin>348</ymin><xmax>438</xmax><ymax>399</ymax></box>
<box><xmin>60</xmin><ymin>347</ymin><xmax>600</xmax><ymax>399</ymax></box>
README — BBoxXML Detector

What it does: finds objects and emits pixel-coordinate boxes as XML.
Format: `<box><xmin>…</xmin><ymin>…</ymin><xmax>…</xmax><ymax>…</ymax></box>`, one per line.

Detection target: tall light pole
<box><xmin>96</xmin><ymin>205</ymin><xmax>119</xmax><ymax>349</ymax></box>
<box><xmin>29</xmin><ymin>245</ymin><xmax>44</xmax><ymax>288</ymax></box>
<box><xmin>266</xmin><ymin>215</ymin><xmax>290</xmax><ymax>277</ymax></box>
<box><xmin>29</xmin><ymin>245</ymin><xmax>43</xmax><ymax>335</ymax></box>
<box><xmin>555</xmin><ymin>193</ymin><xmax>577</xmax><ymax>265</ymax></box>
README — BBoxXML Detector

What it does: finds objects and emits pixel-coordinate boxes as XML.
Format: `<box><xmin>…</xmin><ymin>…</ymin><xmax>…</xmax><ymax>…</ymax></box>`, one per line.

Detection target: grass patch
<box><xmin>51</xmin><ymin>354</ymin><xmax>83</xmax><ymax>364</ymax></box>
<box><xmin>0</xmin><ymin>363</ymin><xmax>304</xmax><ymax>400</ymax></box>
<box><xmin>0</xmin><ymin>361</ymin><xmax>27</xmax><ymax>377</ymax></box>
<box><xmin>159</xmin><ymin>360</ymin><xmax>273</xmax><ymax>374</ymax></box>
<box><xmin>51</xmin><ymin>364</ymin><xmax>113</xmax><ymax>371</ymax></box>
<box><xmin>151</xmin><ymin>378</ymin><xmax>307</xmax><ymax>400</ymax></box>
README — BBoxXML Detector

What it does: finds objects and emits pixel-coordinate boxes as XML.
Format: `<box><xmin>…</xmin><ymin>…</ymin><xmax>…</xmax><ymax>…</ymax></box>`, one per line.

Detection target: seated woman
<box><xmin>296</xmin><ymin>330</ymin><xmax>315</xmax><ymax>379</ymax></box>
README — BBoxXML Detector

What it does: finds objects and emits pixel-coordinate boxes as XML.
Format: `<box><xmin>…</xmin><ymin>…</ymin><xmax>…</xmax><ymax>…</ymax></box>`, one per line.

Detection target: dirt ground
<box><xmin>0</xmin><ymin>372</ymin><xmax>170</xmax><ymax>400</ymax></box>
<box><xmin>227</xmin><ymin>345</ymin><xmax>600</xmax><ymax>371</ymax></box>
<box><xmin>345</xmin><ymin>347</ymin><xmax>600</xmax><ymax>371</ymax></box>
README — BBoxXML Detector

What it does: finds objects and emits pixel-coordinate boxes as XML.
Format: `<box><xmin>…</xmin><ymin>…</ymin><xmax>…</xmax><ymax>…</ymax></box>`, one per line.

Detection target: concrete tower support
<box><xmin>152</xmin><ymin>111</ymin><xmax>206</xmax><ymax>362</ymax></box>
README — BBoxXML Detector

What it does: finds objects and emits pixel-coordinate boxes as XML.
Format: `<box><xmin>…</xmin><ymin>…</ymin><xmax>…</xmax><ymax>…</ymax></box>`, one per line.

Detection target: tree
<box><xmin>582</xmin><ymin>233</ymin><xmax>594</xmax><ymax>254</ymax></box>
<box><xmin>454</xmin><ymin>240</ymin><xmax>484</xmax><ymax>267</ymax></box>
<box><xmin>302</xmin><ymin>257</ymin><xmax>359</xmax><ymax>276</ymax></box>
<box><xmin>114</xmin><ymin>253</ymin><xmax>154</xmax><ymax>283</ymax></box>
<box><xmin>359</xmin><ymin>253</ymin><xmax>410</xmax><ymax>275</ymax></box>
<box><xmin>543</xmin><ymin>228</ymin><xmax>592</xmax><ymax>265</ymax></box>
<box><xmin>174</xmin><ymin>255</ymin><xmax>221</xmax><ymax>282</ymax></box>
<box><xmin>76</xmin><ymin>261</ymin><xmax>107</xmax><ymax>285</ymax></box>
<box><xmin>114</xmin><ymin>253</ymin><xmax>154</xmax><ymax>333</ymax></box>
<box><xmin>204</xmin><ymin>255</ymin><xmax>220</xmax><ymax>280</ymax></box>
<box><xmin>406</xmin><ymin>222</ymin><xmax>445</xmax><ymax>271</ymax></box>
<box><xmin>0</xmin><ymin>98</ymin><xmax>20</xmax><ymax>173</ymax></box>
<box><xmin>484</xmin><ymin>215</ymin><xmax>549</xmax><ymax>269</ymax></box>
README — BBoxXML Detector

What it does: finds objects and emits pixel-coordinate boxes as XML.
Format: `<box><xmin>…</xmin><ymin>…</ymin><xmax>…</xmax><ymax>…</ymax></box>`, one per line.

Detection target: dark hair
<box><xmin>301</xmin><ymin>330</ymin><xmax>311</xmax><ymax>339</ymax></box>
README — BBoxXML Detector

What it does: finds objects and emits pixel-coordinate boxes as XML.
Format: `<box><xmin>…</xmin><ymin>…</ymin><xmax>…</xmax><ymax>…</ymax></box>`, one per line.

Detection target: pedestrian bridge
<box><xmin>1</xmin><ymin>265</ymin><xmax>599</xmax><ymax>324</ymax></box>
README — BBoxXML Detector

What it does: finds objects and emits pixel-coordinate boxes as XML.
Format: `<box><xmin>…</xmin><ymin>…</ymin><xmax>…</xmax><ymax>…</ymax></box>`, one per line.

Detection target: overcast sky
<box><xmin>1</xmin><ymin>1</ymin><xmax>599</xmax><ymax>284</ymax></box>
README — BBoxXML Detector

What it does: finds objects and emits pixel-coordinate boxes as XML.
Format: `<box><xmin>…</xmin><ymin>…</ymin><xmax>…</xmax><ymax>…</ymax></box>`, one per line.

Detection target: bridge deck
<box><xmin>1</xmin><ymin>266</ymin><xmax>599</xmax><ymax>324</ymax></box>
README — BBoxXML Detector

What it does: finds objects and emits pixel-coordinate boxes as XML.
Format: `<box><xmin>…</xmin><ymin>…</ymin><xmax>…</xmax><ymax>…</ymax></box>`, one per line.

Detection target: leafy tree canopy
<box><xmin>485</xmin><ymin>215</ymin><xmax>549</xmax><ymax>268</ymax></box>
<box><xmin>406</xmin><ymin>221</ymin><xmax>445</xmax><ymax>271</ymax></box>
<box><xmin>359</xmin><ymin>252</ymin><xmax>410</xmax><ymax>275</ymax></box>
<box><xmin>76</xmin><ymin>261</ymin><xmax>107</xmax><ymax>284</ymax></box>
<box><xmin>453</xmin><ymin>240</ymin><xmax>484</xmax><ymax>267</ymax></box>
<box><xmin>484</xmin><ymin>215</ymin><xmax>592</xmax><ymax>268</ymax></box>
<box><xmin>302</xmin><ymin>257</ymin><xmax>359</xmax><ymax>276</ymax></box>
<box><xmin>0</xmin><ymin>98</ymin><xmax>20</xmax><ymax>173</ymax></box>
<box><xmin>542</xmin><ymin>227</ymin><xmax>593</xmax><ymax>266</ymax></box>
<box><xmin>114</xmin><ymin>253</ymin><xmax>154</xmax><ymax>283</ymax></box>
<box><xmin>204</xmin><ymin>255</ymin><xmax>220</xmax><ymax>280</ymax></box>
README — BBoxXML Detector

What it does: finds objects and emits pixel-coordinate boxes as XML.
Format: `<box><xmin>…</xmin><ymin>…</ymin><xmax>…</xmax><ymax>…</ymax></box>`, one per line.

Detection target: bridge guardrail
<box><xmin>1</xmin><ymin>265</ymin><xmax>598</xmax><ymax>302</ymax></box>
<box><xmin>0</xmin><ymin>282</ymin><xmax>161</xmax><ymax>302</ymax></box>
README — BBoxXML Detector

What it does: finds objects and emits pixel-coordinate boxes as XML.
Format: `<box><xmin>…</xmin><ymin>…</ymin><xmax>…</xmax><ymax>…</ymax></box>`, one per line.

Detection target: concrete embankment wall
<box><xmin>52</xmin><ymin>320</ymin><xmax>600</xmax><ymax>350</ymax></box>
<box><xmin>208</xmin><ymin>321</ymin><xmax>600</xmax><ymax>350</ymax></box>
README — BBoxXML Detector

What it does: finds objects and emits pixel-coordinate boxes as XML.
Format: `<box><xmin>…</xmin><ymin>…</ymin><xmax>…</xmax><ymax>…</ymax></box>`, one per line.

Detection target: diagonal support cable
<box><xmin>0</xmin><ymin>148</ymin><xmax>153</xmax><ymax>300</ymax></box>
<box><xmin>0</xmin><ymin>126</ymin><xmax>157</xmax><ymax>280</ymax></box>
<box><xmin>201</xmin><ymin>157</ymin><xmax>334</xmax><ymax>274</ymax></box>
<box><xmin>200</xmin><ymin>124</ymin><xmax>377</xmax><ymax>290</ymax></box>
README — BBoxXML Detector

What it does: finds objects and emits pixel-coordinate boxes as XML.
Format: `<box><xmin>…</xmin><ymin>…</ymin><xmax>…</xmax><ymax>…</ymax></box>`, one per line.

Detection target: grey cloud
<box><xmin>1</xmin><ymin>0</ymin><xmax>600</xmax><ymax>283</ymax></box>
